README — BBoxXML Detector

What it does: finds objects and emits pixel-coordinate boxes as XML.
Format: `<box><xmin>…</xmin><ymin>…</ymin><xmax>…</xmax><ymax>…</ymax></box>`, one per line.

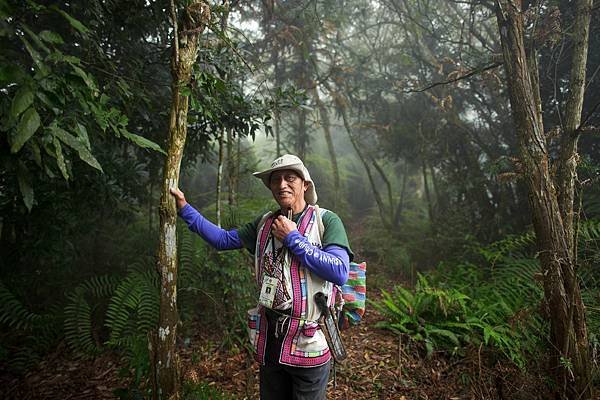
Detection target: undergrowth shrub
<box><xmin>182</xmin><ymin>381</ymin><xmax>234</xmax><ymax>400</ymax></box>
<box><xmin>373</xmin><ymin>274</ymin><xmax>475</xmax><ymax>357</ymax></box>
<box><xmin>374</xmin><ymin>230</ymin><xmax>539</xmax><ymax>368</ymax></box>
<box><xmin>376</xmin><ymin>219</ymin><xmax>600</xmax><ymax>370</ymax></box>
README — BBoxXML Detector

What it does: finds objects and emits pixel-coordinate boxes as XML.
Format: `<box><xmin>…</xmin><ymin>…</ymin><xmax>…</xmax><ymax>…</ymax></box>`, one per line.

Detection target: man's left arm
<box><xmin>284</xmin><ymin>232</ymin><xmax>350</xmax><ymax>286</ymax></box>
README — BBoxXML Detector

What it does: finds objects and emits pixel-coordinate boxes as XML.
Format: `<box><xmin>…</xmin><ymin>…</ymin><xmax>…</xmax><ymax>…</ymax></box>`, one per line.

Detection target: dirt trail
<box><xmin>180</xmin><ymin>300</ymin><xmax>470</xmax><ymax>400</ymax></box>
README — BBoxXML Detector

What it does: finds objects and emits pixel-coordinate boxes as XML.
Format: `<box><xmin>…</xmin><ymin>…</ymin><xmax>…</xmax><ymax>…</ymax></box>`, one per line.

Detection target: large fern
<box><xmin>0</xmin><ymin>281</ymin><xmax>61</xmax><ymax>371</ymax></box>
<box><xmin>577</xmin><ymin>219</ymin><xmax>600</xmax><ymax>367</ymax></box>
<box><xmin>63</xmin><ymin>274</ymin><xmax>120</xmax><ymax>355</ymax></box>
<box><xmin>0</xmin><ymin>281</ymin><xmax>48</xmax><ymax>330</ymax></box>
<box><xmin>373</xmin><ymin>274</ymin><xmax>479</xmax><ymax>357</ymax></box>
<box><xmin>104</xmin><ymin>262</ymin><xmax>159</xmax><ymax>348</ymax></box>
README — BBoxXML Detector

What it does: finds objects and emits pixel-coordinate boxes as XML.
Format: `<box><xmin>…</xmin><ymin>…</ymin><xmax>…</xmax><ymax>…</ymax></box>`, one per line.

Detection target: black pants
<box><xmin>260</xmin><ymin>309</ymin><xmax>330</xmax><ymax>400</ymax></box>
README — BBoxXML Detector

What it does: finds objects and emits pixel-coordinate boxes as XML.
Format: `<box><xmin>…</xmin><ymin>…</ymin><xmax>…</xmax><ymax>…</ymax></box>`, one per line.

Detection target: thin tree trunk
<box><xmin>313</xmin><ymin>85</ymin><xmax>340</xmax><ymax>210</ymax></box>
<box><xmin>429</xmin><ymin>163</ymin><xmax>441</xmax><ymax>213</ymax></box>
<box><xmin>335</xmin><ymin>95</ymin><xmax>389</xmax><ymax>228</ymax></box>
<box><xmin>312</xmin><ymin>87</ymin><xmax>340</xmax><ymax>207</ymax></box>
<box><xmin>297</xmin><ymin>108</ymin><xmax>307</xmax><ymax>160</ymax></box>
<box><xmin>393</xmin><ymin>161</ymin><xmax>409</xmax><ymax>228</ymax></box>
<box><xmin>275</xmin><ymin>110</ymin><xmax>282</xmax><ymax>157</ymax></box>
<box><xmin>155</xmin><ymin>2</ymin><xmax>209</xmax><ymax>399</ymax></box>
<box><xmin>556</xmin><ymin>0</ymin><xmax>593</xmax><ymax>257</ymax></box>
<box><xmin>216</xmin><ymin>127</ymin><xmax>225</xmax><ymax>227</ymax></box>
<box><xmin>226</xmin><ymin>128</ymin><xmax>236</xmax><ymax>206</ymax></box>
<box><xmin>273</xmin><ymin>51</ymin><xmax>283</xmax><ymax>157</ymax></box>
<box><xmin>149</xmin><ymin>180</ymin><xmax>154</xmax><ymax>233</ymax></box>
<box><xmin>295</xmin><ymin>47</ymin><xmax>310</xmax><ymax>160</ymax></box>
<box><xmin>370</xmin><ymin>156</ymin><xmax>394</xmax><ymax>219</ymax></box>
<box><xmin>215</xmin><ymin>0</ymin><xmax>229</xmax><ymax>226</ymax></box>
<box><xmin>495</xmin><ymin>1</ymin><xmax>592</xmax><ymax>398</ymax></box>
<box><xmin>236</xmin><ymin>135</ymin><xmax>240</xmax><ymax>195</ymax></box>
<box><xmin>422</xmin><ymin>159</ymin><xmax>435</xmax><ymax>231</ymax></box>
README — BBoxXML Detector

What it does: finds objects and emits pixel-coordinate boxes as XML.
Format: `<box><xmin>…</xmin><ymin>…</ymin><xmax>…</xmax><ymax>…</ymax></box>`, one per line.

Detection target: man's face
<box><xmin>269</xmin><ymin>169</ymin><xmax>308</xmax><ymax>211</ymax></box>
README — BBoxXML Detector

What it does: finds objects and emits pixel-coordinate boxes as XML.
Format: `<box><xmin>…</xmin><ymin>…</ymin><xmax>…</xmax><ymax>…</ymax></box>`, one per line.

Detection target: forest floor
<box><xmin>0</xmin><ymin>286</ymin><xmax>551</xmax><ymax>400</ymax></box>
<box><xmin>175</xmin><ymin>287</ymin><xmax>550</xmax><ymax>400</ymax></box>
<box><xmin>0</xmin><ymin>222</ymin><xmax>555</xmax><ymax>399</ymax></box>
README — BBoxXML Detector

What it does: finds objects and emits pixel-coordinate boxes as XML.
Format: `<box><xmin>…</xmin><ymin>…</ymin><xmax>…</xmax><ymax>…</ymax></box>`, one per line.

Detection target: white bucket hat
<box><xmin>253</xmin><ymin>154</ymin><xmax>318</xmax><ymax>205</ymax></box>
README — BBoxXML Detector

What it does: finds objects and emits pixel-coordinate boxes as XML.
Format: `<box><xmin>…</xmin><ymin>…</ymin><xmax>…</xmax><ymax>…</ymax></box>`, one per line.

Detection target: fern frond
<box><xmin>0</xmin><ymin>281</ymin><xmax>45</xmax><ymax>330</ymax></box>
<box><xmin>63</xmin><ymin>274</ymin><xmax>120</xmax><ymax>356</ymax></box>
<box><xmin>105</xmin><ymin>269</ymin><xmax>159</xmax><ymax>346</ymax></box>
<box><xmin>64</xmin><ymin>288</ymin><xmax>98</xmax><ymax>355</ymax></box>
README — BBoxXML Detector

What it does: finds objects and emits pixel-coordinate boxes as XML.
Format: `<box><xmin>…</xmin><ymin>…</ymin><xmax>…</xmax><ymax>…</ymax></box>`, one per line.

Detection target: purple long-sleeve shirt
<box><xmin>178</xmin><ymin>204</ymin><xmax>349</xmax><ymax>285</ymax></box>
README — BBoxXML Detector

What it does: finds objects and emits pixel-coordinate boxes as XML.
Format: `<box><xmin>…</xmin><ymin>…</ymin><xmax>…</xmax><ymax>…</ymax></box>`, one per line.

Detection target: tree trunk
<box><xmin>494</xmin><ymin>1</ymin><xmax>593</xmax><ymax>398</ymax></box>
<box><xmin>154</xmin><ymin>2</ymin><xmax>210</xmax><ymax>399</ymax></box>
<box><xmin>297</xmin><ymin>107</ymin><xmax>307</xmax><ymax>160</ymax></box>
<box><xmin>393</xmin><ymin>161</ymin><xmax>409</xmax><ymax>228</ymax></box>
<box><xmin>295</xmin><ymin>46</ymin><xmax>310</xmax><ymax>160</ymax></box>
<box><xmin>215</xmin><ymin>1</ymin><xmax>229</xmax><ymax>225</ymax></box>
<box><xmin>371</xmin><ymin>156</ymin><xmax>394</xmax><ymax>219</ymax></box>
<box><xmin>312</xmin><ymin>87</ymin><xmax>340</xmax><ymax>207</ymax></box>
<box><xmin>216</xmin><ymin>127</ymin><xmax>225</xmax><ymax>227</ymax></box>
<box><xmin>421</xmin><ymin>159</ymin><xmax>435</xmax><ymax>230</ymax></box>
<box><xmin>335</xmin><ymin>94</ymin><xmax>389</xmax><ymax>228</ymax></box>
<box><xmin>556</xmin><ymin>0</ymin><xmax>593</xmax><ymax>258</ymax></box>
<box><xmin>273</xmin><ymin>49</ymin><xmax>283</xmax><ymax>157</ymax></box>
<box><xmin>226</xmin><ymin>128</ymin><xmax>237</xmax><ymax>207</ymax></box>
<box><xmin>275</xmin><ymin>109</ymin><xmax>282</xmax><ymax>157</ymax></box>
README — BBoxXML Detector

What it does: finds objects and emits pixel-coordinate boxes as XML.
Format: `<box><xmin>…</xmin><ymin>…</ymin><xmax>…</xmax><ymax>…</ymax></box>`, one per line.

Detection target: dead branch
<box><xmin>404</xmin><ymin>62</ymin><xmax>502</xmax><ymax>93</ymax></box>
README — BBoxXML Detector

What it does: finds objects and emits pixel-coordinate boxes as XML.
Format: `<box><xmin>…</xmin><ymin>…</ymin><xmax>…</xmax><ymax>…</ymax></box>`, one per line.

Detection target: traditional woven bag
<box><xmin>314</xmin><ymin>206</ymin><xmax>367</xmax><ymax>330</ymax></box>
<box><xmin>337</xmin><ymin>261</ymin><xmax>367</xmax><ymax>330</ymax></box>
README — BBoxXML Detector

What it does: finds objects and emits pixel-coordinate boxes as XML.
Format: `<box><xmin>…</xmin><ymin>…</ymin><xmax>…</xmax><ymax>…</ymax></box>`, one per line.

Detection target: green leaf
<box><xmin>21</xmin><ymin>24</ymin><xmax>51</xmax><ymax>54</ymax></box>
<box><xmin>35</xmin><ymin>90</ymin><xmax>61</xmax><ymax>115</ymax></box>
<box><xmin>17</xmin><ymin>162</ymin><xmax>34</xmax><ymax>211</ymax></box>
<box><xmin>121</xmin><ymin>129</ymin><xmax>166</xmax><ymax>155</ymax></box>
<box><xmin>19</xmin><ymin>36</ymin><xmax>44</xmax><ymax>70</ymax></box>
<box><xmin>180</xmin><ymin>86</ymin><xmax>192</xmax><ymax>97</ymax></box>
<box><xmin>43</xmin><ymin>164</ymin><xmax>56</xmax><ymax>179</ymax></box>
<box><xmin>11</xmin><ymin>107</ymin><xmax>41</xmax><ymax>153</ymax></box>
<box><xmin>425</xmin><ymin>340</ymin><xmax>434</xmax><ymax>357</ymax></box>
<box><xmin>0</xmin><ymin>64</ymin><xmax>24</xmax><ymax>86</ymax></box>
<box><xmin>428</xmin><ymin>328</ymin><xmax>460</xmax><ymax>346</ymax></box>
<box><xmin>30</xmin><ymin>140</ymin><xmax>42</xmax><ymax>167</ymax></box>
<box><xmin>53</xmin><ymin>7</ymin><xmax>89</xmax><ymax>34</ymax></box>
<box><xmin>39</xmin><ymin>30</ymin><xmax>64</xmax><ymax>44</ymax></box>
<box><xmin>0</xmin><ymin>0</ymin><xmax>12</xmax><ymax>19</ymax></box>
<box><xmin>10</xmin><ymin>86</ymin><xmax>34</xmax><ymax>119</ymax></box>
<box><xmin>70</xmin><ymin>64</ymin><xmax>97</xmax><ymax>91</ymax></box>
<box><xmin>53</xmin><ymin>137</ymin><xmax>69</xmax><ymax>180</ymax></box>
<box><xmin>76</xmin><ymin>123</ymin><xmax>91</xmax><ymax>150</ymax></box>
<box><xmin>51</xmin><ymin>126</ymin><xmax>103</xmax><ymax>172</ymax></box>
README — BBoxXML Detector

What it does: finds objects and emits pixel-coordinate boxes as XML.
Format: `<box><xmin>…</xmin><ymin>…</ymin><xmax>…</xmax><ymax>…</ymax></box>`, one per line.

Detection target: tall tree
<box><xmin>154</xmin><ymin>1</ymin><xmax>210</xmax><ymax>399</ymax></box>
<box><xmin>494</xmin><ymin>0</ymin><xmax>594</xmax><ymax>398</ymax></box>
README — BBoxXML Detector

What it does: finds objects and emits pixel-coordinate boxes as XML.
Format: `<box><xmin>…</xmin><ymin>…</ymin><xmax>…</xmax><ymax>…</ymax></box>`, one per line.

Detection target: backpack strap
<box><xmin>255</xmin><ymin>211</ymin><xmax>274</xmax><ymax>283</ymax></box>
<box><xmin>314</xmin><ymin>205</ymin><xmax>325</xmax><ymax>239</ymax></box>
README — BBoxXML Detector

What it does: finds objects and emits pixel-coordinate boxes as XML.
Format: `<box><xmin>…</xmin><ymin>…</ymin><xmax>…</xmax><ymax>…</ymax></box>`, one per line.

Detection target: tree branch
<box><xmin>404</xmin><ymin>62</ymin><xmax>502</xmax><ymax>93</ymax></box>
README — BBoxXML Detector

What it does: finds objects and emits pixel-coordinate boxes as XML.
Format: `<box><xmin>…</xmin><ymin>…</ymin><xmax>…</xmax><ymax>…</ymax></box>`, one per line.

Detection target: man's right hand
<box><xmin>169</xmin><ymin>187</ymin><xmax>188</xmax><ymax>210</ymax></box>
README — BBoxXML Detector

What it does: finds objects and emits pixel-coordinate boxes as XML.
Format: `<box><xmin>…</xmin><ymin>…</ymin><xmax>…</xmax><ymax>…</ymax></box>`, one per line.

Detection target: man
<box><xmin>170</xmin><ymin>154</ymin><xmax>352</xmax><ymax>399</ymax></box>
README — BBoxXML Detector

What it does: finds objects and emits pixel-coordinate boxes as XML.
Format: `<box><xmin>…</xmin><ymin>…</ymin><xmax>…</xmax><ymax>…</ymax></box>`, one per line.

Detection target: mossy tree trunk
<box><xmin>494</xmin><ymin>0</ymin><xmax>593</xmax><ymax>398</ymax></box>
<box><xmin>154</xmin><ymin>1</ymin><xmax>210</xmax><ymax>399</ymax></box>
